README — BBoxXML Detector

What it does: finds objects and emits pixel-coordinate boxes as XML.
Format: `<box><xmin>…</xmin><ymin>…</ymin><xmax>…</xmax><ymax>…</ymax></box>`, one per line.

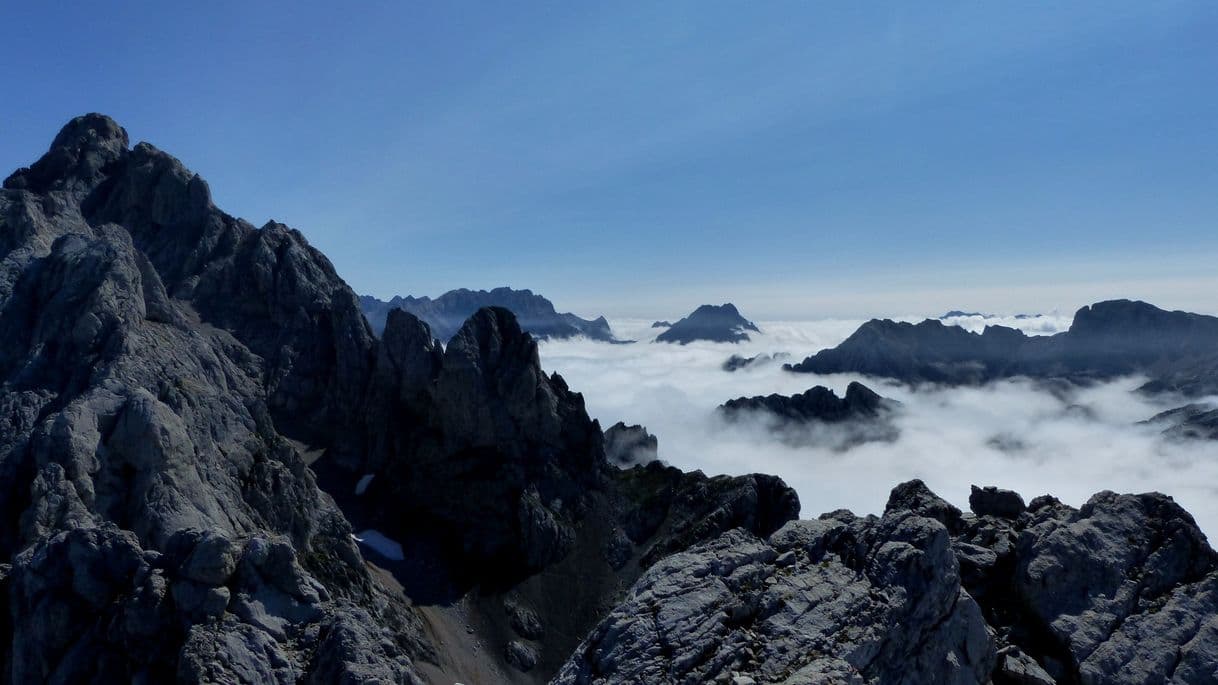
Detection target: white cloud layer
<box><xmin>539</xmin><ymin>318</ymin><xmax>1218</xmax><ymax>536</ymax></box>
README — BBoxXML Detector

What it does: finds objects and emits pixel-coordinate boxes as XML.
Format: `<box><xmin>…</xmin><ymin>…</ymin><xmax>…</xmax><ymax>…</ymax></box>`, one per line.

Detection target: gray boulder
<box><xmin>969</xmin><ymin>485</ymin><xmax>1027</xmax><ymax>519</ymax></box>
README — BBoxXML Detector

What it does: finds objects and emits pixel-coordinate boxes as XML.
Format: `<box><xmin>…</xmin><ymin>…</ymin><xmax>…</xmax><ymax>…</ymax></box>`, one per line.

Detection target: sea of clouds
<box><xmin>537</xmin><ymin>315</ymin><xmax>1218</xmax><ymax>535</ymax></box>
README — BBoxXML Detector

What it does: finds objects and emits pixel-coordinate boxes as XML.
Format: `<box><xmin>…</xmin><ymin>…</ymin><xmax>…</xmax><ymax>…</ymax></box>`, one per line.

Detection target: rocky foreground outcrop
<box><xmin>556</xmin><ymin>479</ymin><xmax>1218</xmax><ymax>685</ymax></box>
<box><xmin>788</xmin><ymin>300</ymin><xmax>1218</xmax><ymax>397</ymax></box>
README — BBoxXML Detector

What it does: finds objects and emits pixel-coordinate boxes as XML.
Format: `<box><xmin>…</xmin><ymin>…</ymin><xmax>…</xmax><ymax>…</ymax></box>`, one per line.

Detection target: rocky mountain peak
<box><xmin>4</xmin><ymin>114</ymin><xmax>130</xmax><ymax>194</ymax></box>
<box><xmin>655</xmin><ymin>302</ymin><xmax>760</xmax><ymax>344</ymax></box>
<box><xmin>447</xmin><ymin>305</ymin><xmax>539</xmax><ymax>373</ymax></box>
<box><xmin>50</xmin><ymin>113</ymin><xmax>129</xmax><ymax>151</ymax></box>
<box><xmin>843</xmin><ymin>380</ymin><xmax>883</xmax><ymax>408</ymax></box>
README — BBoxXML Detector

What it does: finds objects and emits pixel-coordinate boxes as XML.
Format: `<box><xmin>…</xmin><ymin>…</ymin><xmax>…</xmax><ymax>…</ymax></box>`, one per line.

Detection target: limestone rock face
<box><xmin>1011</xmin><ymin>492</ymin><xmax>1218</xmax><ymax>683</ymax></box>
<box><xmin>957</xmin><ymin>487</ymin><xmax>1218</xmax><ymax>685</ymax></box>
<box><xmin>559</xmin><ymin>479</ymin><xmax>1218</xmax><ymax>685</ymax></box>
<box><xmin>554</xmin><ymin>499</ymin><xmax>995</xmax><ymax>685</ymax></box>
<box><xmin>0</xmin><ymin>114</ymin><xmax>425</xmax><ymax>683</ymax></box>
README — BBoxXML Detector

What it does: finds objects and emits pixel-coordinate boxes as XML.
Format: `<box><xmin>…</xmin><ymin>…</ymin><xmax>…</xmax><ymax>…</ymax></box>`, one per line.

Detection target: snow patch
<box><xmin>354</xmin><ymin>529</ymin><xmax>404</xmax><ymax>561</ymax></box>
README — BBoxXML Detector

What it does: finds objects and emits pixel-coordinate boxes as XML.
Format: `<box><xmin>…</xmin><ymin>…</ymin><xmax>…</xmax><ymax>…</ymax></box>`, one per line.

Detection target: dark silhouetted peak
<box><xmin>722</xmin><ymin>352</ymin><xmax>789</xmax><ymax>372</ymax></box>
<box><xmin>843</xmin><ymin>380</ymin><xmax>883</xmax><ymax>409</ymax></box>
<box><xmin>650</xmin><ymin>320</ymin><xmax>671</xmax><ymax>328</ymax></box>
<box><xmin>718</xmin><ymin>381</ymin><xmax>898</xmax><ymax>450</ymax></box>
<box><xmin>1071</xmin><ymin>299</ymin><xmax>1172</xmax><ymax>333</ymax></box>
<box><xmin>447</xmin><ymin>305</ymin><xmax>537</xmax><ymax>372</ymax></box>
<box><xmin>358</xmin><ymin>305</ymin><xmax>608</xmax><ymax>578</ymax></box>
<box><xmin>604</xmin><ymin>422</ymin><xmax>658</xmax><ymax>466</ymax></box>
<box><xmin>4</xmin><ymin>113</ymin><xmax>130</xmax><ymax>194</ymax></box>
<box><xmin>383</xmin><ymin>307</ymin><xmax>440</xmax><ymax>353</ymax></box>
<box><xmin>360</xmin><ymin>286</ymin><xmax>620</xmax><ymax>341</ymax></box>
<box><xmin>376</xmin><ymin>308</ymin><xmax>443</xmax><ymax>402</ymax></box>
<box><xmin>655</xmin><ymin>303</ymin><xmax>760</xmax><ymax>344</ymax></box>
<box><xmin>785</xmin><ymin>317</ymin><xmax>1025</xmax><ymax>382</ymax></box>
<box><xmin>1066</xmin><ymin>299</ymin><xmax>1208</xmax><ymax>347</ymax></box>
<box><xmin>722</xmin><ymin>354</ymin><xmax>752</xmax><ymax>372</ymax></box>
<box><xmin>721</xmin><ymin>381</ymin><xmax>895</xmax><ymax>424</ymax></box>
<box><xmin>51</xmin><ymin>113</ymin><xmax>129</xmax><ymax>150</ymax></box>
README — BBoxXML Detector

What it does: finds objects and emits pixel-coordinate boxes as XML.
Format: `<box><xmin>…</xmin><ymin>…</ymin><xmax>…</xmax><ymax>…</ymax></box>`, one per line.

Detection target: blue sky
<box><xmin>3</xmin><ymin>2</ymin><xmax>1216</xmax><ymax>318</ymax></box>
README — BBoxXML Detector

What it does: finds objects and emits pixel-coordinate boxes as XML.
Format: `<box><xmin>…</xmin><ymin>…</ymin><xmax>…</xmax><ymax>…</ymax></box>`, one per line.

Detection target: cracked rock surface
<box><xmin>556</xmin><ymin>480</ymin><xmax>1218</xmax><ymax>685</ymax></box>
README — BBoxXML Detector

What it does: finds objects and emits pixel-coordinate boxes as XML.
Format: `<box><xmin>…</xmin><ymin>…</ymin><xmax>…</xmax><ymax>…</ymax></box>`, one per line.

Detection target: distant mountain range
<box><xmin>789</xmin><ymin>299</ymin><xmax>1218</xmax><ymax>397</ymax></box>
<box><xmin>655</xmin><ymin>303</ymin><xmax>760</xmax><ymax>344</ymax></box>
<box><xmin>939</xmin><ymin>310</ymin><xmax>1038</xmax><ymax>320</ymax></box>
<box><xmin>359</xmin><ymin>287</ymin><xmax>621</xmax><ymax>342</ymax></box>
